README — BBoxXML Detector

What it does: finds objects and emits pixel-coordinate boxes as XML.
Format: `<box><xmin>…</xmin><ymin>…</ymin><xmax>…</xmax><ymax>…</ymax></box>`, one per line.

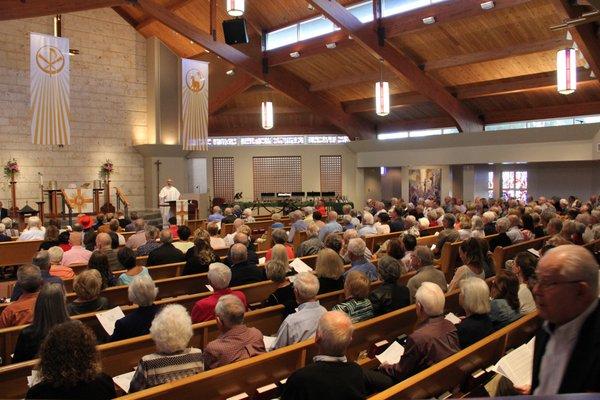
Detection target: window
<box><xmin>253</xmin><ymin>156</ymin><xmax>302</xmax><ymax>198</ymax></box>
<box><xmin>207</xmin><ymin>135</ymin><xmax>350</xmax><ymax>147</ymax></box>
<box><xmin>377</xmin><ymin>127</ymin><xmax>457</xmax><ymax>140</ymax></box>
<box><xmin>212</xmin><ymin>157</ymin><xmax>234</xmax><ymax>202</ymax></box>
<box><xmin>320</xmin><ymin>155</ymin><xmax>342</xmax><ymax>196</ymax></box>
<box><xmin>382</xmin><ymin>0</ymin><xmax>448</xmax><ymax>17</ymax></box>
<box><xmin>348</xmin><ymin>1</ymin><xmax>374</xmax><ymax>23</ymax></box>
<box><xmin>265</xmin><ymin>25</ymin><xmax>298</xmax><ymax>50</ymax></box>
<box><xmin>488</xmin><ymin>171</ymin><xmax>494</xmax><ymax>199</ymax></box>
<box><xmin>501</xmin><ymin>171</ymin><xmax>528</xmax><ymax>201</ymax></box>
<box><xmin>485</xmin><ymin>114</ymin><xmax>600</xmax><ymax>131</ymax></box>
<box><xmin>299</xmin><ymin>16</ymin><xmax>335</xmax><ymax>41</ymax></box>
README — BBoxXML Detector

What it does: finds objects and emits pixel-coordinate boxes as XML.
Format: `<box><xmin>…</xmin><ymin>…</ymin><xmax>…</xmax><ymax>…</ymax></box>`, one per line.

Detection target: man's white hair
<box><xmin>362</xmin><ymin>212</ymin><xmax>374</xmax><ymax>225</ymax></box>
<box><xmin>415</xmin><ymin>282</ymin><xmax>445</xmax><ymax>317</ymax></box>
<box><xmin>28</xmin><ymin>216</ymin><xmax>41</xmax><ymax>229</ymax></box>
<box><xmin>482</xmin><ymin>211</ymin><xmax>496</xmax><ymax>223</ymax></box>
<box><xmin>316</xmin><ymin>311</ymin><xmax>354</xmax><ymax>356</ymax></box>
<box><xmin>347</xmin><ymin>238</ymin><xmax>366</xmax><ymax>257</ymax></box>
<box><xmin>150</xmin><ymin>304</ymin><xmax>193</xmax><ymax>353</ymax></box>
<box><xmin>208</xmin><ymin>262</ymin><xmax>232</xmax><ymax>290</ymax></box>
<box><xmin>294</xmin><ymin>272</ymin><xmax>320</xmax><ymax>301</ymax></box>
<box><xmin>128</xmin><ymin>275</ymin><xmax>158</xmax><ymax>306</ymax></box>
<box><xmin>495</xmin><ymin>217</ymin><xmax>510</xmax><ymax>232</ymax></box>
<box><xmin>47</xmin><ymin>246</ymin><xmax>64</xmax><ymax>264</ymax></box>
<box><xmin>544</xmin><ymin>245</ymin><xmax>599</xmax><ymax>296</ymax></box>
<box><xmin>215</xmin><ymin>294</ymin><xmax>245</xmax><ymax>328</ymax></box>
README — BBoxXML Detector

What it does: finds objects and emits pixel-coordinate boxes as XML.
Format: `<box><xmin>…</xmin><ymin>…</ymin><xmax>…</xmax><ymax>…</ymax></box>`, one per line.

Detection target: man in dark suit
<box><xmin>0</xmin><ymin>201</ymin><xmax>7</xmax><ymax>219</ymax></box>
<box><xmin>488</xmin><ymin>217</ymin><xmax>512</xmax><ymax>251</ymax></box>
<box><xmin>146</xmin><ymin>230</ymin><xmax>185</xmax><ymax>266</ymax></box>
<box><xmin>224</xmin><ymin>232</ymin><xmax>259</xmax><ymax>267</ymax></box>
<box><xmin>228</xmin><ymin>243</ymin><xmax>264</xmax><ymax>287</ymax></box>
<box><xmin>282</xmin><ymin>311</ymin><xmax>367</xmax><ymax>400</ymax></box>
<box><xmin>530</xmin><ymin>245</ymin><xmax>600</xmax><ymax>395</ymax></box>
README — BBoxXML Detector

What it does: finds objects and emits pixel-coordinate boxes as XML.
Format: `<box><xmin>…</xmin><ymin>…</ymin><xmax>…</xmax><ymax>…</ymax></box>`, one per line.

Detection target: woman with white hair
<box><xmin>242</xmin><ymin>208</ymin><xmax>255</xmax><ymax>223</ymax></box>
<box><xmin>1</xmin><ymin>217</ymin><xmax>19</xmax><ymax>238</ymax></box>
<box><xmin>47</xmin><ymin>246</ymin><xmax>74</xmax><ymax>279</ymax></box>
<box><xmin>296</xmin><ymin>222</ymin><xmax>324</xmax><ymax>257</ymax></box>
<box><xmin>403</xmin><ymin>215</ymin><xmax>421</xmax><ymax>237</ymax></box>
<box><xmin>456</xmin><ymin>277</ymin><xmax>493</xmax><ymax>349</ymax></box>
<box><xmin>129</xmin><ymin>304</ymin><xmax>204</xmax><ymax>392</ymax></box>
<box><xmin>18</xmin><ymin>216</ymin><xmax>45</xmax><ymax>241</ymax></box>
<box><xmin>0</xmin><ymin>223</ymin><xmax>12</xmax><ymax>242</ymax></box>
<box><xmin>110</xmin><ymin>275</ymin><xmax>159</xmax><ymax>342</ymax></box>
<box><xmin>470</xmin><ymin>216</ymin><xmax>485</xmax><ymax>238</ymax></box>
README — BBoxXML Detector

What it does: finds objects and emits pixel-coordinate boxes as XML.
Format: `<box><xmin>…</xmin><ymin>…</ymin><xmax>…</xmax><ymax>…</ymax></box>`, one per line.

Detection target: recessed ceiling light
<box><xmin>290</xmin><ymin>51</ymin><xmax>300</xmax><ymax>58</ymax></box>
<box><xmin>480</xmin><ymin>1</ymin><xmax>495</xmax><ymax>10</ymax></box>
<box><xmin>307</xmin><ymin>4</ymin><xmax>314</xmax><ymax>10</ymax></box>
<box><xmin>226</xmin><ymin>69</ymin><xmax>235</xmax><ymax>76</ymax></box>
<box><xmin>326</xmin><ymin>42</ymin><xmax>336</xmax><ymax>49</ymax></box>
<box><xmin>422</xmin><ymin>16</ymin><xmax>436</xmax><ymax>25</ymax></box>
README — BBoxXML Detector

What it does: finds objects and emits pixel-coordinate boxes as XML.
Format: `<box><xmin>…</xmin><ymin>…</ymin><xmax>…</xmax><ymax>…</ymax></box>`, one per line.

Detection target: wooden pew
<box><xmin>420</xmin><ymin>225</ymin><xmax>444</xmax><ymax>237</ymax></box>
<box><xmin>368</xmin><ymin>312</ymin><xmax>541</xmax><ymax>399</ymax></box>
<box><xmin>492</xmin><ymin>236</ymin><xmax>549</xmax><ymax>274</ymax></box>
<box><xmin>435</xmin><ymin>234</ymin><xmax>499</xmax><ymax>282</ymax></box>
<box><xmin>0</xmin><ymin>240</ymin><xmax>44</xmax><ymax>268</ymax></box>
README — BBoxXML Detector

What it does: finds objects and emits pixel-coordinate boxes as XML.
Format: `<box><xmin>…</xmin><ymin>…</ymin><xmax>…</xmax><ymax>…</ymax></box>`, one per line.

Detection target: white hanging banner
<box><xmin>30</xmin><ymin>32</ymin><xmax>70</xmax><ymax>145</ymax></box>
<box><xmin>181</xmin><ymin>58</ymin><xmax>208</xmax><ymax>151</ymax></box>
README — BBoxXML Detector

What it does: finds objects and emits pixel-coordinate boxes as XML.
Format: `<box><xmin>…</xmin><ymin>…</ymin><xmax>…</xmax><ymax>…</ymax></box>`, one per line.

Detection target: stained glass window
<box><xmin>501</xmin><ymin>171</ymin><xmax>528</xmax><ymax>201</ymax></box>
<box><xmin>488</xmin><ymin>171</ymin><xmax>494</xmax><ymax>199</ymax></box>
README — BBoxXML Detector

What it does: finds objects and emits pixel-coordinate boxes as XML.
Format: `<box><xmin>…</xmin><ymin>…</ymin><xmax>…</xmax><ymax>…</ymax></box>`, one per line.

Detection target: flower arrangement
<box><xmin>3</xmin><ymin>159</ymin><xmax>19</xmax><ymax>180</ymax></box>
<box><xmin>99</xmin><ymin>159</ymin><xmax>115</xmax><ymax>180</ymax></box>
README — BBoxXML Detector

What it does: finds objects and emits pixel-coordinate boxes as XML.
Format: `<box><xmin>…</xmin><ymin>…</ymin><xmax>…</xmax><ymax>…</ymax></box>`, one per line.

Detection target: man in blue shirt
<box><xmin>344</xmin><ymin>238</ymin><xmax>378</xmax><ymax>281</ymax></box>
<box><xmin>288</xmin><ymin>210</ymin><xmax>308</xmax><ymax>243</ymax></box>
<box><xmin>318</xmin><ymin>211</ymin><xmax>343</xmax><ymax>242</ymax></box>
<box><xmin>208</xmin><ymin>206</ymin><xmax>225</xmax><ymax>222</ymax></box>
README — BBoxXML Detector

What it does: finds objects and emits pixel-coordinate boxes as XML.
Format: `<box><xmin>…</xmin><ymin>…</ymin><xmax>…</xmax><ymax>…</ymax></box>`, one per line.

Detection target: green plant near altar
<box><xmin>99</xmin><ymin>159</ymin><xmax>115</xmax><ymax>180</ymax></box>
<box><xmin>3</xmin><ymin>158</ymin><xmax>19</xmax><ymax>180</ymax></box>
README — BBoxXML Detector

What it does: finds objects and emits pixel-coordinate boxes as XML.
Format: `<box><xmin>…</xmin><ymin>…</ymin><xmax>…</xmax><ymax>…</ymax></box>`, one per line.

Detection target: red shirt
<box><xmin>169</xmin><ymin>225</ymin><xmax>179</xmax><ymax>240</ymax></box>
<box><xmin>191</xmin><ymin>288</ymin><xmax>247</xmax><ymax>323</ymax></box>
<box><xmin>265</xmin><ymin>244</ymin><xmax>295</xmax><ymax>262</ymax></box>
<box><xmin>316</xmin><ymin>205</ymin><xmax>327</xmax><ymax>217</ymax></box>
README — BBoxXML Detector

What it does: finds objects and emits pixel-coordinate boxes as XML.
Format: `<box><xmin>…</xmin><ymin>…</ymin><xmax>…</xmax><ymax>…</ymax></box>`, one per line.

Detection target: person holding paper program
<box><xmin>528</xmin><ymin>245</ymin><xmax>600</xmax><ymax>395</ymax></box>
<box><xmin>363</xmin><ymin>282</ymin><xmax>460</xmax><ymax>391</ymax></box>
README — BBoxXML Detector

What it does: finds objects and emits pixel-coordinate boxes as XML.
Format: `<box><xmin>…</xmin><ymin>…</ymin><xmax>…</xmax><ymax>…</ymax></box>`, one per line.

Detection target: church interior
<box><xmin>0</xmin><ymin>0</ymin><xmax>599</xmax><ymax>399</ymax></box>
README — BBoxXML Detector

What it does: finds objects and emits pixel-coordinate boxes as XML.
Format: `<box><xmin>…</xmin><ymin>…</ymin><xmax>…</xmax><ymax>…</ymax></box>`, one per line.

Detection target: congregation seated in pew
<box><xmin>207</xmin><ymin>221</ymin><xmax>226</xmax><ymax>250</ymax></box>
<box><xmin>13</xmin><ymin>283</ymin><xmax>69</xmax><ymax>363</ymax></box>
<box><xmin>11</xmin><ymin>251</ymin><xmax>62</xmax><ymax>301</ymax></box>
<box><xmin>183</xmin><ymin>231</ymin><xmax>220</xmax><ymax>275</ymax></box>
<box><xmin>510</xmin><ymin>251</ymin><xmax>538</xmax><ymax>314</ymax></box>
<box><xmin>344</xmin><ymin>238</ymin><xmax>378</xmax><ymax>282</ymax></box>
<box><xmin>229</xmin><ymin>243</ymin><xmax>265</xmax><ymax>287</ymax></box>
<box><xmin>18</xmin><ymin>217</ymin><xmax>45</xmax><ymax>242</ymax></box>
<box><xmin>0</xmin><ymin>264</ymin><xmax>42</xmax><ymax>328</ymax></box>
<box><xmin>295</xmin><ymin>222</ymin><xmax>324</xmax><ymax>257</ymax></box>
<box><xmin>191</xmin><ymin>262</ymin><xmax>247</xmax><ymax>323</ymax></box>
<box><xmin>117</xmin><ymin>247</ymin><xmax>151</xmax><ymax>286</ymax></box>
<box><xmin>406</xmin><ymin>246</ymin><xmax>447</xmax><ymax>302</ymax></box>
<box><xmin>146</xmin><ymin>230</ymin><xmax>185</xmax><ymax>266</ymax></box>
<box><xmin>62</xmin><ymin>231</ymin><xmax>92</xmax><ymax>266</ymax></box>
<box><xmin>47</xmin><ymin>246</ymin><xmax>75</xmax><ymax>279</ymax></box>
<box><xmin>93</xmin><ymin>233</ymin><xmax>122</xmax><ymax>272</ymax></box>
<box><xmin>447</xmin><ymin>238</ymin><xmax>487</xmax><ymax>292</ymax></box>
<box><xmin>455</xmin><ymin>277</ymin><xmax>494</xmax><ymax>349</ymax></box>
<box><xmin>332</xmin><ymin>271</ymin><xmax>374</xmax><ymax>323</ymax></box>
<box><xmin>88</xmin><ymin>252</ymin><xmax>116</xmax><ymax>288</ymax></box>
<box><xmin>265</xmin><ymin>228</ymin><xmax>295</xmax><ymax>262</ymax></box>
<box><xmin>67</xmin><ymin>269</ymin><xmax>111</xmax><ymax>316</ymax></box>
<box><xmin>314</xmin><ymin>248</ymin><xmax>345</xmax><ymax>294</ymax></box>
<box><xmin>261</xmin><ymin>260</ymin><xmax>297</xmax><ymax>317</ymax></box>
<box><xmin>110</xmin><ymin>275</ymin><xmax>159</xmax><ymax>342</ymax></box>
<box><xmin>129</xmin><ymin>304</ymin><xmax>204</xmax><ymax>393</ymax></box>
<box><xmin>489</xmin><ymin>270</ymin><xmax>522</xmax><ymax>330</ymax></box>
<box><xmin>173</xmin><ymin>225</ymin><xmax>194</xmax><ymax>253</ymax></box>
<box><xmin>203</xmin><ymin>295</ymin><xmax>265</xmax><ymax>370</ymax></box>
<box><xmin>133</xmin><ymin>226</ymin><xmax>160</xmax><ymax>257</ymax></box>
<box><xmin>368</xmin><ymin>256</ymin><xmax>410</xmax><ymax>316</ymax></box>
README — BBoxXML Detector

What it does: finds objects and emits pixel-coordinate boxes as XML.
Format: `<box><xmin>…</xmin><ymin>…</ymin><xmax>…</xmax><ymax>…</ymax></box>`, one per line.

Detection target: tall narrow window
<box><xmin>212</xmin><ymin>157</ymin><xmax>234</xmax><ymax>202</ymax></box>
<box><xmin>501</xmin><ymin>171</ymin><xmax>528</xmax><ymax>201</ymax></box>
<box><xmin>253</xmin><ymin>156</ymin><xmax>302</xmax><ymax>198</ymax></box>
<box><xmin>488</xmin><ymin>171</ymin><xmax>494</xmax><ymax>198</ymax></box>
<box><xmin>320</xmin><ymin>155</ymin><xmax>342</xmax><ymax>196</ymax></box>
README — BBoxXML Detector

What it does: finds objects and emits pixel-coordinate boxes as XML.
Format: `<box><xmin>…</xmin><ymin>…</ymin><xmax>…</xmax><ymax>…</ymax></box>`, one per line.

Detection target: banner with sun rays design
<box><xmin>181</xmin><ymin>59</ymin><xmax>208</xmax><ymax>151</ymax></box>
<box><xmin>30</xmin><ymin>32</ymin><xmax>70</xmax><ymax>145</ymax></box>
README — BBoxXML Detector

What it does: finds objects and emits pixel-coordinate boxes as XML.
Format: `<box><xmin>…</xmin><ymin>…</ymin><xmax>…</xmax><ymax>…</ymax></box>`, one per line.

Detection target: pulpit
<box><xmin>44</xmin><ymin>181</ymin><xmax>61</xmax><ymax>219</ymax></box>
<box><xmin>17</xmin><ymin>204</ymin><xmax>39</xmax><ymax>231</ymax></box>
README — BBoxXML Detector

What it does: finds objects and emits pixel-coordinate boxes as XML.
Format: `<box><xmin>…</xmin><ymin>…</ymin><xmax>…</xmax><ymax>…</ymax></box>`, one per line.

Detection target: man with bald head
<box><xmin>61</xmin><ymin>231</ymin><xmax>92</xmax><ymax>266</ymax></box>
<box><xmin>94</xmin><ymin>232</ymin><xmax>123</xmax><ymax>271</ymax></box>
<box><xmin>147</xmin><ymin>229</ymin><xmax>185</xmax><ymax>266</ymax></box>
<box><xmin>282</xmin><ymin>311</ymin><xmax>367</xmax><ymax>400</ymax></box>
<box><xmin>531</xmin><ymin>245</ymin><xmax>600</xmax><ymax>395</ymax></box>
<box><xmin>229</xmin><ymin>243</ymin><xmax>264</xmax><ymax>287</ymax></box>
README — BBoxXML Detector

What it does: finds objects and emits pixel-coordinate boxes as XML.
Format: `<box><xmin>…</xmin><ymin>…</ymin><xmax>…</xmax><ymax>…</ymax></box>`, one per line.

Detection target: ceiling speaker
<box><xmin>222</xmin><ymin>18</ymin><xmax>249</xmax><ymax>45</ymax></box>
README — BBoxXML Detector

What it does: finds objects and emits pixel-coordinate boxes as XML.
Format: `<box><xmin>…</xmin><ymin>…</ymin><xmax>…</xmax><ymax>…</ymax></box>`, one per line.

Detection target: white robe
<box><xmin>159</xmin><ymin>185</ymin><xmax>181</xmax><ymax>227</ymax></box>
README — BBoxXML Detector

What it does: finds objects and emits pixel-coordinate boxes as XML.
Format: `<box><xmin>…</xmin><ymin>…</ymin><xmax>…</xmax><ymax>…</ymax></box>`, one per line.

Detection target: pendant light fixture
<box><xmin>261</xmin><ymin>101</ymin><xmax>274</xmax><ymax>130</ymax></box>
<box><xmin>375</xmin><ymin>59</ymin><xmax>390</xmax><ymax>116</ymax></box>
<box><xmin>226</xmin><ymin>0</ymin><xmax>245</xmax><ymax>17</ymax></box>
<box><xmin>557</xmin><ymin>48</ymin><xmax>577</xmax><ymax>95</ymax></box>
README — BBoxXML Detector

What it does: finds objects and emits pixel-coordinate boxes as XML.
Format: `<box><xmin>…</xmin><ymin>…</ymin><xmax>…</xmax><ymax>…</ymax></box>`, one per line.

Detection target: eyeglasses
<box><xmin>530</xmin><ymin>273</ymin><xmax>583</xmax><ymax>290</ymax></box>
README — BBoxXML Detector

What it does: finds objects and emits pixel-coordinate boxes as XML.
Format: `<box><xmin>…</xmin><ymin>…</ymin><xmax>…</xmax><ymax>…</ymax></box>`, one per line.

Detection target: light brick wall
<box><xmin>0</xmin><ymin>9</ymin><xmax>146</xmax><ymax>210</ymax></box>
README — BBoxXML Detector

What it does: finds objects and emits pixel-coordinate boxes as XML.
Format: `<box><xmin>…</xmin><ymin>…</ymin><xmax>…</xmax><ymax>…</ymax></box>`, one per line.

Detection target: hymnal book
<box><xmin>258</xmin><ymin>257</ymin><xmax>266</xmax><ymax>265</ymax></box>
<box><xmin>445</xmin><ymin>312</ymin><xmax>462</xmax><ymax>325</ymax></box>
<box><xmin>290</xmin><ymin>258</ymin><xmax>312</xmax><ymax>273</ymax></box>
<box><xmin>375</xmin><ymin>341</ymin><xmax>404</xmax><ymax>365</ymax></box>
<box><xmin>491</xmin><ymin>337</ymin><xmax>535</xmax><ymax>387</ymax></box>
<box><xmin>96</xmin><ymin>306</ymin><xmax>125</xmax><ymax>336</ymax></box>
<box><xmin>263</xmin><ymin>335</ymin><xmax>277</xmax><ymax>351</ymax></box>
<box><xmin>113</xmin><ymin>370</ymin><xmax>136</xmax><ymax>393</ymax></box>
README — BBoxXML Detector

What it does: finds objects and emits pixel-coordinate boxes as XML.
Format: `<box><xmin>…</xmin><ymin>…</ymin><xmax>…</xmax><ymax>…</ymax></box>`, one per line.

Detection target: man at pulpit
<box><xmin>159</xmin><ymin>178</ymin><xmax>181</xmax><ymax>228</ymax></box>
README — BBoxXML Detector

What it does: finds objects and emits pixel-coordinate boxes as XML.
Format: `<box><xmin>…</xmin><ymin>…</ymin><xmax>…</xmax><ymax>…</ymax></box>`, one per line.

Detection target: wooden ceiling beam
<box><xmin>136</xmin><ymin>0</ymin><xmax>194</xmax><ymax>30</ymax></box>
<box><xmin>343</xmin><ymin>68</ymin><xmax>597</xmax><ymax>113</ymax></box>
<box><xmin>137</xmin><ymin>0</ymin><xmax>375</xmax><ymax>140</ymax></box>
<box><xmin>0</xmin><ymin>0</ymin><xmax>128</xmax><ymax>20</ymax></box>
<box><xmin>209</xmin><ymin>73</ymin><xmax>256</xmax><ymax>115</ymax></box>
<box><xmin>209</xmin><ymin>125</ymin><xmax>341</xmax><ymax>136</ymax></box>
<box><xmin>307</xmin><ymin>0</ymin><xmax>482</xmax><ymax>133</ymax></box>
<box><xmin>484</xmin><ymin>101</ymin><xmax>600</xmax><ymax>124</ymax></box>
<box><xmin>266</xmin><ymin>0</ymin><xmax>532</xmax><ymax>67</ymax></box>
<box><xmin>310</xmin><ymin>37</ymin><xmax>571</xmax><ymax>92</ymax></box>
<box><xmin>551</xmin><ymin>0</ymin><xmax>600</xmax><ymax>82</ymax></box>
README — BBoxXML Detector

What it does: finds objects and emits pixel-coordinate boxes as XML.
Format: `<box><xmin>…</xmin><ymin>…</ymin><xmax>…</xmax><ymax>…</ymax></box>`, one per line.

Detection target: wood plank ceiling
<box><xmin>4</xmin><ymin>0</ymin><xmax>600</xmax><ymax>138</ymax></box>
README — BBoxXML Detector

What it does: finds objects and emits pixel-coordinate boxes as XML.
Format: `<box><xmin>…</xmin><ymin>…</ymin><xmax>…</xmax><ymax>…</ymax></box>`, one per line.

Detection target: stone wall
<box><xmin>0</xmin><ymin>8</ymin><xmax>147</xmax><ymax>210</ymax></box>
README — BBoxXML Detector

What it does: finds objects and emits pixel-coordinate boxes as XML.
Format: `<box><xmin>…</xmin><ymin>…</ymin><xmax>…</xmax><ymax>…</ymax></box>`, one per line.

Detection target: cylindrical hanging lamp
<box><xmin>557</xmin><ymin>48</ymin><xmax>577</xmax><ymax>95</ymax></box>
<box><xmin>261</xmin><ymin>101</ymin><xmax>274</xmax><ymax>130</ymax></box>
<box><xmin>226</xmin><ymin>0</ymin><xmax>245</xmax><ymax>17</ymax></box>
<box><xmin>375</xmin><ymin>59</ymin><xmax>390</xmax><ymax>116</ymax></box>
